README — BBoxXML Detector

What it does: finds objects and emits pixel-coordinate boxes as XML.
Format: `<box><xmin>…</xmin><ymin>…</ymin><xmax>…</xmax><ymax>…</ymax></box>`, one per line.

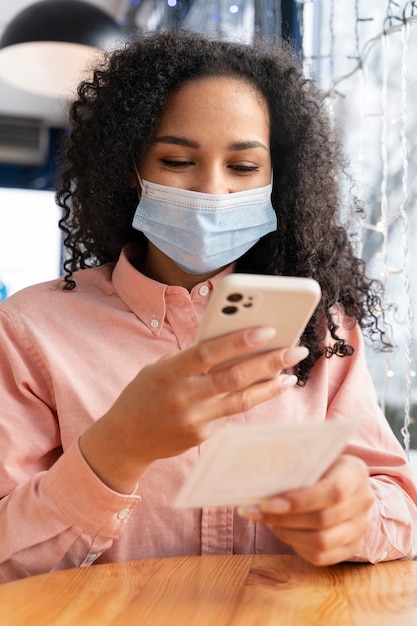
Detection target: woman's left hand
<box><xmin>238</xmin><ymin>454</ymin><xmax>375</xmax><ymax>566</ymax></box>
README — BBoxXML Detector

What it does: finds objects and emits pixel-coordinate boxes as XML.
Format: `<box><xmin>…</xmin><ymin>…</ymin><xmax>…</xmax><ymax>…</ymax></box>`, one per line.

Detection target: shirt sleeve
<box><xmin>325</xmin><ymin>320</ymin><xmax>417</xmax><ymax>563</ymax></box>
<box><xmin>0</xmin><ymin>309</ymin><xmax>141</xmax><ymax>582</ymax></box>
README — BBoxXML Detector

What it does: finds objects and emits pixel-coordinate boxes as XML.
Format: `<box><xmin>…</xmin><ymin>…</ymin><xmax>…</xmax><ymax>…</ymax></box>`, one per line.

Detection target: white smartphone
<box><xmin>194</xmin><ymin>274</ymin><xmax>321</xmax><ymax>353</ymax></box>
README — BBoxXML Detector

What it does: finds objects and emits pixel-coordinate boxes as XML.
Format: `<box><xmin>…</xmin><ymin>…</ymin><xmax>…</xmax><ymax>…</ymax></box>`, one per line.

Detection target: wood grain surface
<box><xmin>0</xmin><ymin>554</ymin><xmax>416</xmax><ymax>625</ymax></box>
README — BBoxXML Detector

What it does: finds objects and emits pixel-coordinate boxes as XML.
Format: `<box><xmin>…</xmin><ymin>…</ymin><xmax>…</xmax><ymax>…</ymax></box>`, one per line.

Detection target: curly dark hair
<box><xmin>56</xmin><ymin>29</ymin><xmax>390</xmax><ymax>384</ymax></box>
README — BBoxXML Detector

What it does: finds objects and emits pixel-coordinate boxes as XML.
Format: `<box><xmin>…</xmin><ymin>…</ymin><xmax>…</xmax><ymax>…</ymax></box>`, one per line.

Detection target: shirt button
<box><xmin>86</xmin><ymin>553</ymin><xmax>98</xmax><ymax>563</ymax></box>
<box><xmin>150</xmin><ymin>319</ymin><xmax>159</xmax><ymax>329</ymax></box>
<box><xmin>379</xmin><ymin>551</ymin><xmax>388</xmax><ymax>561</ymax></box>
<box><xmin>117</xmin><ymin>508</ymin><xmax>131</xmax><ymax>520</ymax></box>
<box><xmin>199</xmin><ymin>285</ymin><xmax>209</xmax><ymax>296</ymax></box>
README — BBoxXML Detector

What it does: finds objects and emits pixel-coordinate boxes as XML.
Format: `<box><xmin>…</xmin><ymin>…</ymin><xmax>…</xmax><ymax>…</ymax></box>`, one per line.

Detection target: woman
<box><xmin>0</xmin><ymin>30</ymin><xmax>416</xmax><ymax>582</ymax></box>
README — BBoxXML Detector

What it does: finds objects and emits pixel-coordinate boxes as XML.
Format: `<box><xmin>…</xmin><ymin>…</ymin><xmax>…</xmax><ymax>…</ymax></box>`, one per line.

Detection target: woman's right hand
<box><xmin>79</xmin><ymin>327</ymin><xmax>308</xmax><ymax>493</ymax></box>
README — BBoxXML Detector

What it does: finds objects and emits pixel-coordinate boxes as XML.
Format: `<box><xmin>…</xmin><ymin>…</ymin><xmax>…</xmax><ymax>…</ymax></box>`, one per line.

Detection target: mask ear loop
<box><xmin>133</xmin><ymin>162</ymin><xmax>144</xmax><ymax>194</ymax></box>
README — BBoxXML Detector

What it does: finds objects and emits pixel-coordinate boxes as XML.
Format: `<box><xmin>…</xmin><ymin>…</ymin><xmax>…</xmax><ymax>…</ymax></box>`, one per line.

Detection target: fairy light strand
<box><xmin>379</xmin><ymin>32</ymin><xmax>390</xmax><ymax>418</ymax></box>
<box><xmin>300</xmin><ymin>0</ymin><xmax>417</xmax><ymax>452</ymax></box>
<box><xmin>398</xmin><ymin>22</ymin><xmax>413</xmax><ymax>453</ymax></box>
<box><xmin>320</xmin><ymin>12</ymin><xmax>417</xmax><ymax>99</ymax></box>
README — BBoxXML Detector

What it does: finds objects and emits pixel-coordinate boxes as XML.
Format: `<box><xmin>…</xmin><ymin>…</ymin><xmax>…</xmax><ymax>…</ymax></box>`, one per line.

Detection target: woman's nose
<box><xmin>192</xmin><ymin>168</ymin><xmax>230</xmax><ymax>195</ymax></box>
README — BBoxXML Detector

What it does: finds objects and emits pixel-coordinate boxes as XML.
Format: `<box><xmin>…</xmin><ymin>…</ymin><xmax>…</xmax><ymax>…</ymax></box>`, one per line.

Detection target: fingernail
<box><xmin>283</xmin><ymin>346</ymin><xmax>309</xmax><ymax>367</ymax></box>
<box><xmin>260</xmin><ymin>497</ymin><xmax>291</xmax><ymax>513</ymax></box>
<box><xmin>237</xmin><ymin>505</ymin><xmax>263</xmax><ymax>521</ymax></box>
<box><xmin>280</xmin><ymin>374</ymin><xmax>298</xmax><ymax>390</ymax></box>
<box><xmin>246</xmin><ymin>327</ymin><xmax>276</xmax><ymax>346</ymax></box>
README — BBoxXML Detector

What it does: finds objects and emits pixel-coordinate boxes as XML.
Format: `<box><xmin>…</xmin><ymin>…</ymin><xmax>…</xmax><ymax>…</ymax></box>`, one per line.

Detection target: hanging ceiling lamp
<box><xmin>0</xmin><ymin>0</ymin><xmax>125</xmax><ymax>99</ymax></box>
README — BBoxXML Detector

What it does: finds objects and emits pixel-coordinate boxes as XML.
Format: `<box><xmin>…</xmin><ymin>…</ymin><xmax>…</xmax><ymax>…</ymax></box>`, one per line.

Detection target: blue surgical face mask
<box><xmin>132</xmin><ymin>177</ymin><xmax>277</xmax><ymax>275</ymax></box>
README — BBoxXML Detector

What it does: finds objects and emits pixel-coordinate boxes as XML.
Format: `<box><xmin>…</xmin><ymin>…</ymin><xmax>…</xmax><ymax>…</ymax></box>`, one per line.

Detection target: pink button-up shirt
<box><xmin>0</xmin><ymin>246</ymin><xmax>416</xmax><ymax>581</ymax></box>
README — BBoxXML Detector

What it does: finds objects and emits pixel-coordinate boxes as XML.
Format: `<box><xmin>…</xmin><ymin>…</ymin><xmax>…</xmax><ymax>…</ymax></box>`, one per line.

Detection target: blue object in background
<box><xmin>0</xmin><ymin>279</ymin><xmax>8</xmax><ymax>301</ymax></box>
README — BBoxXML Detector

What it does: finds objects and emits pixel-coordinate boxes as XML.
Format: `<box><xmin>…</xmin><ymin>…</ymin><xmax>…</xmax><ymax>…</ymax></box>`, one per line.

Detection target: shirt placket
<box><xmin>201</xmin><ymin>505</ymin><xmax>234</xmax><ymax>554</ymax></box>
<box><xmin>165</xmin><ymin>285</ymin><xmax>234</xmax><ymax>555</ymax></box>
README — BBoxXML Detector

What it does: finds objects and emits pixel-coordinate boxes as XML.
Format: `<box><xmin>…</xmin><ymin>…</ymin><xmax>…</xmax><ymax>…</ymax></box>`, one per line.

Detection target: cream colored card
<box><xmin>175</xmin><ymin>420</ymin><xmax>357</xmax><ymax>508</ymax></box>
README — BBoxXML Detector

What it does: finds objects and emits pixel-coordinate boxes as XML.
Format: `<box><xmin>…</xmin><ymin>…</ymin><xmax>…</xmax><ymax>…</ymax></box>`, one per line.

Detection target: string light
<box><xmin>379</xmin><ymin>30</ymin><xmax>391</xmax><ymax>417</ymax></box>
<box><xmin>301</xmin><ymin>0</ymin><xmax>417</xmax><ymax>454</ymax></box>
<box><xmin>319</xmin><ymin>11</ymin><xmax>417</xmax><ymax>99</ymax></box>
<box><xmin>398</xmin><ymin>21</ymin><xmax>413</xmax><ymax>452</ymax></box>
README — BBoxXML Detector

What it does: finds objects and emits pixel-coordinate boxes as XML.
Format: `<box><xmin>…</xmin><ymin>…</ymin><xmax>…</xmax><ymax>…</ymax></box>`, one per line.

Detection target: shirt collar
<box><xmin>112</xmin><ymin>244</ymin><xmax>234</xmax><ymax>336</ymax></box>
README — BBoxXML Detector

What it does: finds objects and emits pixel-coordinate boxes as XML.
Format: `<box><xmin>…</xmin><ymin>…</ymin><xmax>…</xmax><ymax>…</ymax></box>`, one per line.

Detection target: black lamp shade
<box><xmin>0</xmin><ymin>0</ymin><xmax>125</xmax><ymax>99</ymax></box>
<box><xmin>0</xmin><ymin>0</ymin><xmax>123</xmax><ymax>50</ymax></box>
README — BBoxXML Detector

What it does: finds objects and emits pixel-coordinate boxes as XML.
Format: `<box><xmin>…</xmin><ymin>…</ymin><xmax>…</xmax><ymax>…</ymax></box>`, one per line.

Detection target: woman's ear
<box><xmin>128</xmin><ymin>176</ymin><xmax>139</xmax><ymax>189</ymax></box>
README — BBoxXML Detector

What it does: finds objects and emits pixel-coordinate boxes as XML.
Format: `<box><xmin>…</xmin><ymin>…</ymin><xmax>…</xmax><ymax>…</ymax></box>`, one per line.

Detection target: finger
<box><xmin>177</xmin><ymin>327</ymin><xmax>277</xmax><ymax>375</ymax></box>
<box><xmin>185</xmin><ymin>345</ymin><xmax>308</xmax><ymax>414</ymax></box>
<box><xmin>238</xmin><ymin>491</ymin><xmax>373</xmax><ymax>566</ymax></box>
<box><xmin>237</xmin><ymin>456</ymin><xmax>374</xmax><ymax>530</ymax></box>
<box><xmin>173</xmin><ymin>327</ymin><xmax>308</xmax><ymax>376</ymax></box>
<box><xmin>204</xmin><ymin>372</ymin><xmax>299</xmax><ymax>418</ymax></box>
<box><xmin>174</xmin><ymin>373</ymin><xmax>298</xmax><ymax>434</ymax></box>
<box><xmin>261</xmin><ymin>488</ymin><xmax>374</xmax><ymax>530</ymax></box>
<box><xmin>291</xmin><ymin>537</ymin><xmax>366</xmax><ymax>567</ymax></box>
<box><xmin>270</xmin><ymin>519</ymin><xmax>362</xmax><ymax>553</ymax></box>
<box><xmin>260</xmin><ymin>455</ymin><xmax>371</xmax><ymax>515</ymax></box>
<box><xmin>269</xmin><ymin>509</ymin><xmax>373</xmax><ymax>566</ymax></box>
<box><xmin>205</xmin><ymin>346</ymin><xmax>305</xmax><ymax>397</ymax></box>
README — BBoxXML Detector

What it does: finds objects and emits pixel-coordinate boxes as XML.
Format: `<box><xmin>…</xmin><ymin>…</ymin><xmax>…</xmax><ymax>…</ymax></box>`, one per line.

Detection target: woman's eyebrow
<box><xmin>154</xmin><ymin>135</ymin><xmax>199</xmax><ymax>148</ymax></box>
<box><xmin>154</xmin><ymin>136</ymin><xmax>268</xmax><ymax>152</ymax></box>
<box><xmin>228</xmin><ymin>140</ymin><xmax>269</xmax><ymax>151</ymax></box>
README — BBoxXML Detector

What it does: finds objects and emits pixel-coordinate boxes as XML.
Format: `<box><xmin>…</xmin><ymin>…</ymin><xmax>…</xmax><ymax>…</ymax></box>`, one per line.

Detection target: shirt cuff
<box><xmin>44</xmin><ymin>438</ymin><xmax>141</xmax><ymax>539</ymax></box>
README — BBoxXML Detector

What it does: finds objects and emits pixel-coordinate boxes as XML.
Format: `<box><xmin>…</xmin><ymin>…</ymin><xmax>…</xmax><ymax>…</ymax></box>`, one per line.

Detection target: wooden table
<box><xmin>0</xmin><ymin>554</ymin><xmax>417</xmax><ymax>625</ymax></box>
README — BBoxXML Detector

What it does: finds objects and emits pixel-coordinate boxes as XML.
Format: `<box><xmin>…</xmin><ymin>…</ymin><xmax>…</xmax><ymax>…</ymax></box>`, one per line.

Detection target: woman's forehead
<box><xmin>156</xmin><ymin>76</ymin><xmax>270</xmax><ymax>139</ymax></box>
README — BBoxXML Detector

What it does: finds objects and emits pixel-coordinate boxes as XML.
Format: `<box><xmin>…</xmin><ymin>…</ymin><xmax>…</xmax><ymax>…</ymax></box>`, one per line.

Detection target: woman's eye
<box><xmin>160</xmin><ymin>159</ymin><xmax>193</xmax><ymax>167</ymax></box>
<box><xmin>230</xmin><ymin>165</ymin><xmax>260</xmax><ymax>172</ymax></box>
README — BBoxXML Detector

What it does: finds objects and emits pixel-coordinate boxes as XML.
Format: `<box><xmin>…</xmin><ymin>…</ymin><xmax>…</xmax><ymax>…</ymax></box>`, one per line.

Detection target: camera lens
<box><xmin>227</xmin><ymin>292</ymin><xmax>243</xmax><ymax>302</ymax></box>
<box><xmin>222</xmin><ymin>305</ymin><xmax>238</xmax><ymax>315</ymax></box>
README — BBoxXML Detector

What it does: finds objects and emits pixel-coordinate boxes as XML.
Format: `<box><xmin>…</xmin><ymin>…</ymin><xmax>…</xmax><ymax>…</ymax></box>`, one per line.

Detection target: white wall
<box><xmin>0</xmin><ymin>187</ymin><xmax>61</xmax><ymax>297</ymax></box>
